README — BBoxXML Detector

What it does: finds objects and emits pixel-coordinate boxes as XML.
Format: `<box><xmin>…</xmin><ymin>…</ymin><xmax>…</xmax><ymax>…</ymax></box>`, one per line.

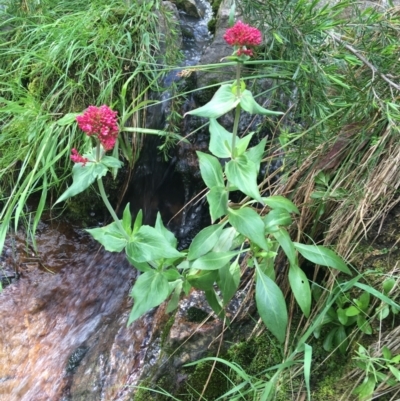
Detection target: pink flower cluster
<box><xmin>224</xmin><ymin>20</ymin><xmax>262</xmax><ymax>57</ymax></box>
<box><xmin>70</xmin><ymin>148</ymin><xmax>89</xmax><ymax>166</ymax></box>
<box><xmin>76</xmin><ymin>105</ymin><xmax>119</xmax><ymax>151</ymax></box>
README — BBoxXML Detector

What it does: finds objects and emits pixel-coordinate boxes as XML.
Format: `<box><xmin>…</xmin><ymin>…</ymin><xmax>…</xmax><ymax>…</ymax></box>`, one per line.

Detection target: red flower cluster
<box><xmin>70</xmin><ymin>148</ymin><xmax>89</xmax><ymax>166</ymax></box>
<box><xmin>223</xmin><ymin>20</ymin><xmax>262</xmax><ymax>57</ymax></box>
<box><xmin>76</xmin><ymin>105</ymin><xmax>119</xmax><ymax>151</ymax></box>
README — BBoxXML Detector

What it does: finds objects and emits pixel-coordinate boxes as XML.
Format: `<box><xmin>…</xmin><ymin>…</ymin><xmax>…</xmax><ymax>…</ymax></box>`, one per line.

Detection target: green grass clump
<box><xmin>0</xmin><ymin>0</ymin><xmax>181</xmax><ymax>251</ymax></box>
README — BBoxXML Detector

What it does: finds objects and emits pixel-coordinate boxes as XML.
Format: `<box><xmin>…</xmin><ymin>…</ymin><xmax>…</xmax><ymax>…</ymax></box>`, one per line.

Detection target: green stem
<box><xmin>97</xmin><ymin>178</ymin><xmax>130</xmax><ymax>240</ymax></box>
<box><xmin>231</xmin><ymin>62</ymin><xmax>242</xmax><ymax>159</ymax></box>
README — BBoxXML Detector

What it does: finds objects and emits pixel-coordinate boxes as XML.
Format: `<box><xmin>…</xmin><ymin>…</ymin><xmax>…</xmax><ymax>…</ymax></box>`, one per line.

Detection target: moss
<box><xmin>186</xmin><ymin>307</ymin><xmax>211</xmax><ymax>323</ymax></box>
<box><xmin>178</xmin><ymin>359</ymin><xmax>229</xmax><ymax>400</ymax></box>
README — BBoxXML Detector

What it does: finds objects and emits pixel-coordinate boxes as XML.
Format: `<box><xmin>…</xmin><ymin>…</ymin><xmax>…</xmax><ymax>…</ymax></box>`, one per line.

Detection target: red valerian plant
<box><xmin>76</xmin><ymin>105</ymin><xmax>119</xmax><ymax>151</ymax></box>
<box><xmin>223</xmin><ymin>20</ymin><xmax>262</xmax><ymax>57</ymax></box>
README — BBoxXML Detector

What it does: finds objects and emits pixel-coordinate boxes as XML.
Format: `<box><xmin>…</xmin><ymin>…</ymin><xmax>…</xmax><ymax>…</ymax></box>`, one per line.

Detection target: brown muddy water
<box><xmin>0</xmin><ymin>220</ymin><xmax>163</xmax><ymax>401</ymax></box>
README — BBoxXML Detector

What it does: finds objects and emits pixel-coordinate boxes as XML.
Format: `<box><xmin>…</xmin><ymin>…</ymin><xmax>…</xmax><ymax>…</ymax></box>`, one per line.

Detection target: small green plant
<box><xmin>353</xmin><ymin>344</ymin><xmax>400</xmax><ymax>401</ymax></box>
<box><xmin>313</xmin><ymin>277</ymin><xmax>400</xmax><ymax>355</ymax></box>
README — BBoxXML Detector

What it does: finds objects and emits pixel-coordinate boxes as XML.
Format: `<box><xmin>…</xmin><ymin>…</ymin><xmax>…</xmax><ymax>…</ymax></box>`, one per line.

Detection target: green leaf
<box><xmin>355</xmin><ymin>282</ymin><xmax>400</xmax><ymax>311</ymax></box>
<box><xmin>122</xmin><ymin>203</ymin><xmax>132</xmax><ymax>235</ymax></box>
<box><xmin>358</xmin><ymin>291</ymin><xmax>370</xmax><ymax>311</ymax></box>
<box><xmin>264</xmin><ymin>209</ymin><xmax>292</xmax><ymax>233</ymax></box>
<box><xmin>188</xmin><ymin>224</ymin><xmax>224</xmax><ymax>260</ymax></box>
<box><xmin>240</xmin><ymin>90</ymin><xmax>284</xmax><ymax>116</ymax></box>
<box><xmin>205</xmin><ymin>288</ymin><xmax>225</xmax><ymax>318</ymax></box>
<box><xmin>272</xmin><ymin>228</ymin><xmax>296</xmax><ymax>267</ymax></box>
<box><xmin>255</xmin><ymin>265</ymin><xmax>288</xmax><ymax>343</ymax></box>
<box><xmin>263</xmin><ymin>196</ymin><xmax>300</xmax><ymax>214</ymax></box>
<box><xmin>388</xmin><ymin>365</ymin><xmax>400</xmax><ymax>381</ymax></box>
<box><xmin>55</xmin><ymin>161</ymin><xmax>108</xmax><ymax>204</ymax></box>
<box><xmin>245</xmin><ymin>139</ymin><xmax>266</xmax><ymax>173</ymax></box>
<box><xmin>304</xmin><ymin>344</ymin><xmax>312</xmax><ymax>401</ymax></box>
<box><xmin>185</xmin><ymin>84</ymin><xmax>239</xmax><ymax>118</ymax></box>
<box><xmin>382</xmin><ymin>277</ymin><xmax>396</xmax><ymax>294</ymax></box>
<box><xmin>101</xmin><ymin>155</ymin><xmax>123</xmax><ymax>169</ymax></box>
<box><xmin>127</xmin><ymin>225</ymin><xmax>182</xmax><ymax>262</ymax></box>
<box><xmin>335</xmin><ymin>326</ymin><xmax>348</xmax><ymax>354</ymax></box>
<box><xmin>383</xmin><ymin>344</ymin><xmax>393</xmax><ymax>362</ymax></box>
<box><xmin>236</xmin><ymin>133</ymin><xmax>254</xmax><ymax>157</ymax></box>
<box><xmin>209</xmin><ymin>118</ymin><xmax>234</xmax><ymax>158</ymax></box>
<box><xmin>345</xmin><ymin>305</ymin><xmax>360</xmax><ymax>316</ymax></box>
<box><xmin>228</xmin><ymin>207</ymin><xmax>269</xmax><ymax>250</ymax></box>
<box><xmin>166</xmin><ymin>280</ymin><xmax>183</xmax><ymax>314</ymax></box>
<box><xmin>187</xmin><ymin>269</ymin><xmax>218</xmax><ymax>291</ymax></box>
<box><xmin>155</xmin><ymin>212</ymin><xmax>177</xmax><ymax>248</ymax></box>
<box><xmin>207</xmin><ymin>186</ymin><xmax>228</xmax><ymax>222</ymax></box>
<box><xmin>57</xmin><ymin>112</ymin><xmax>79</xmax><ymax>126</ymax></box>
<box><xmin>125</xmin><ymin>255</ymin><xmax>152</xmax><ymax>272</ymax></box>
<box><xmin>128</xmin><ymin>270</ymin><xmax>171</xmax><ymax>324</ymax></box>
<box><xmin>212</xmin><ymin>227</ymin><xmax>237</xmax><ymax>252</ymax></box>
<box><xmin>353</xmin><ymin>374</ymin><xmax>376</xmax><ymax>399</ymax></box>
<box><xmin>192</xmin><ymin>251</ymin><xmax>238</xmax><ymax>271</ymax></box>
<box><xmin>293</xmin><ymin>243</ymin><xmax>352</xmax><ymax>275</ymax></box>
<box><xmin>217</xmin><ymin>260</ymin><xmax>240</xmax><ymax>306</ymax></box>
<box><xmin>288</xmin><ymin>265</ymin><xmax>311</xmax><ymax>317</ymax></box>
<box><xmin>133</xmin><ymin>209</ymin><xmax>143</xmax><ymax>234</ymax></box>
<box><xmin>337</xmin><ymin>308</ymin><xmax>348</xmax><ymax>325</ymax></box>
<box><xmin>357</xmin><ymin>315</ymin><xmax>372</xmax><ymax>335</ymax></box>
<box><xmin>86</xmin><ymin>221</ymin><xmax>127</xmax><ymax>252</ymax></box>
<box><xmin>323</xmin><ymin>328</ymin><xmax>337</xmax><ymax>352</ymax></box>
<box><xmin>197</xmin><ymin>151</ymin><xmax>224</xmax><ymax>189</ymax></box>
<box><xmin>225</xmin><ymin>154</ymin><xmax>263</xmax><ymax>203</ymax></box>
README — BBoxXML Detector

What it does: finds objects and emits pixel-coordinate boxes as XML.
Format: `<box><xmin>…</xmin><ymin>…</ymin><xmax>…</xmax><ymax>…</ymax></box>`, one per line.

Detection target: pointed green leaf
<box><xmin>304</xmin><ymin>344</ymin><xmax>312</xmax><ymax>401</ymax></box>
<box><xmin>205</xmin><ymin>288</ymin><xmax>225</xmax><ymax>318</ymax></box>
<box><xmin>293</xmin><ymin>243</ymin><xmax>351</xmax><ymax>275</ymax></box>
<box><xmin>323</xmin><ymin>328</ymin><xmax>337</xmax><ymax>352</ymax></box>
<box><xmin>122</xmin><ymin>203</ymin><xmax>132</xmax><ymax>235</ymax></box>
<box><xmin>217</xmin><ymin>260</ymin><xmax>240</xmax><ymax>306</ymax></box>
<box><xmin>335</xmin><ymin>325</ymin><xmax>348</xmax><ymax>354</ymax></box>
<box><xmin>192</xmin><ymin>251</ymin><xmax>238</xmax><ymax>270</ymax></box>
<box><xmin>288</xmin><ymin>265</ymin><xmax>311</xmax><ymax>317</ymax></box>
<box><xmin>225</xmin><ymin>154</ymin><xmax>263</xmax><ymax>203</ymax></box>
<box><xmin>209</xmin><ymin>118</ymin><xmax>234</xmax><ymax>158</ymax></box>
<box><xmin>133</xmin><ymin>209</ymin><xmax>143</xmax><ymax>233</ymax></box>
<box><xmin>155</xmin><ymin>212</ymin><xmax>177</xmax><ymax>247</ymax></box>
<box><xmin>207</xmin><ymin>186</ymin><xmax>228</xmax><ymax>222</ymax></box>
<box><xmin>388</xmin><ymin>365</ymin><xmax>400</xmax><ymax>381</ymax></box>
<box><xmin>272</xmin><ymin>228</ymin><xmax>296</xmax><ymax>266</ymax></box>
<box><xmin>188</xmin><ymin>224</ymin><xmax>224</xmax><ymax>260</ymax></box>
<box><xmin>187</xmin><ymin>269</ymin><xmax>218</xmax><ymax>290</ymax></box>
<box><xmin>197</xmin><ymin>151</ymin><xmax>224</xmax><ymax>189</ymax></box>
<box><xmin>185</xmin><ymin>84</ymin><xmax>239</xmax><ymax>118</ymax></box>
<box><xmin>128</xmin><ymin>270</ymin><xmax>171</xmax><ymax>324</ymax></box>
<box><xmin>236</xmin><ymin>133</ymin><xmax>254</xmax><ymax>157</ymax></box>
<box><xmin>127</xmin><ymin>225</ymin><xmax>182</xmax><ymax>262</ymax></box>
<box><xmin>264</xmin><ymin>209</ymin><xmax>293</xmax><ymax>233</ymax></box>
<box><xmin>255</xmin><ymin>266</ymin><xmax>288</xmax><ymax>343</ymax></box>
<box><xmin>55</xmin><ymin>162</ymin><xmax>108</xmax><ymax>204</ymax></box>
<box><xmin>337</xmin><ymin>308</ymin><xmax>348</xmax><ymax>325</ymax></box>
<box><xmin>240</xmin><ymin>90</ymin><xmax>284</xmax><ymax>116</ymax></box>
<box><xmin>228</xmin><ymin>206</ymin><xmax>269</xmax><ymax>250</ymax></box>
<box><xmin>56</xmin><ymin>112</ymin><xmax>79</xmax><ymax>126</ymax></box>
<box><xmin>345</xmin><ymin>305</ymin><xmax>360</xmax><ymax>316</ymax></box>
<box><xmin>382</xmin><ymin>346</ymin><xmax>392</xmax><ymax>360</ymax></box>
<box><xmin>212</xmin><ymin>227</ymin><xmax>237</xmax><ymax>252</ymax></box>
<box><xmin>101</xmin><ymin>155</ymin><xmax>123</xmax><ymax>169</ymax></box>
<box><xmin>263</xmin><ymin>196</ymin><xmax>300</xmax><ymax>214</ymax></box>
<box><xmin>245</xmin><ymin>139</ymin><xmax>266</xmax><ymax>173</ymax></box>
<box><xmin>166</xmin><ymin>280</ymin><xmax>183</xmax><ymax>314</ymax></box>
<box><xmin>86</xmin><ymin>221</ymin><xmax>127</xmax><ymax>252</ymax></box>
<box><xmin>353</xmin><ymin>375</ymin><xmax>376</xmax><ymax>399</ymax></box>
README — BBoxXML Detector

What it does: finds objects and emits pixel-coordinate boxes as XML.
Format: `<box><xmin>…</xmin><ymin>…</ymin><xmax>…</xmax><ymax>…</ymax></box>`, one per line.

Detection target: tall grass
<box><xmin>0</xmin><ymin>0</ymin><xmax>181</xmax><ymax>252</ymax></box>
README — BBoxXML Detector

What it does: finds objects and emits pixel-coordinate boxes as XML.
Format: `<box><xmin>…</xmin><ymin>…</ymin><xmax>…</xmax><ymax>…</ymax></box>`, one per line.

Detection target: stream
<box><xmin>0</xmin><ymin>1</ymin><xmax>215</xmax><ymax>400</ymax></box>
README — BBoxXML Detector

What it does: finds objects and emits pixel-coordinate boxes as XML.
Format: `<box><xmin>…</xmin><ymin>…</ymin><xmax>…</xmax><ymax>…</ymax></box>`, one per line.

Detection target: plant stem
<box><xmin>231</xmin><ymin>62</ymin><xmax>242</xmax><ymax>159</ymax></box>
<box><xmin>97</xmin><ymin>178</ymin><xmax>130</xmax><ymax>240</ymax></box>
